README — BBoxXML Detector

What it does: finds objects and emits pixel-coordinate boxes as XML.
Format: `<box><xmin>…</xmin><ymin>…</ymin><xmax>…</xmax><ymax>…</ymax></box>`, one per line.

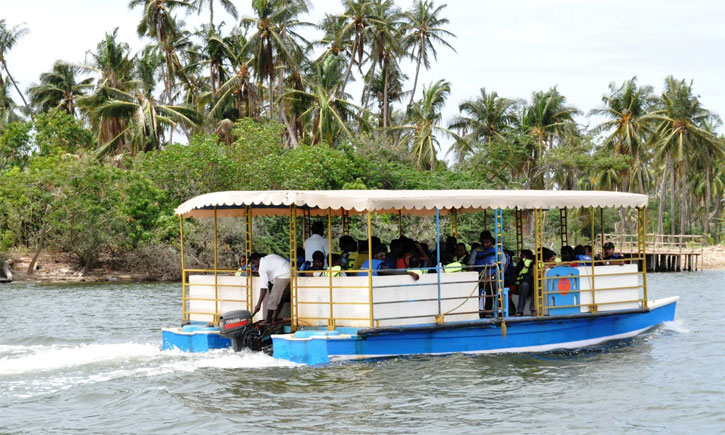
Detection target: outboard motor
<box><xmin>219</xmin><ymin>310</ymin><xmax>261</xmax><ymax>351</ymax></box>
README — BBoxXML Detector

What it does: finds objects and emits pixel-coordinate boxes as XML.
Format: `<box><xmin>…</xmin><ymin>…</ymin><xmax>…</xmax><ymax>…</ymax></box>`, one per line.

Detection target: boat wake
<box><xmin>661</xmin><ymin>318</ymin><xmax>690</xmax><ymax>334</ymax></box>
<box><xmin>0</xmin><ymin>342</ymin><xmax>297</xmax><ymax>399</ymax></box>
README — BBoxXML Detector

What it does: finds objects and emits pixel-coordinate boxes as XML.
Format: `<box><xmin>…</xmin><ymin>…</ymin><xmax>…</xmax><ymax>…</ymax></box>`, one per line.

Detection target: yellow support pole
<box><xmin>367</xmin><ymin>211</ymin><xmax>374</xmax><ymax>327</ymax></box>
<box><xmin>289</xmin><ymin>205</ymin><xmax>298</xmax><ymax>332</ymax></box>
<box><xmin>398</xmin><ymin>210</ymin><xmax>402</xmax><ymax>238</ymax></box>
<box><xmin>245</xmin><ymin>206</ymin><xmax>253</xmax><ymax>313</ymax></box>
<box><xmin>559</xmin><ymin>208</ymin><xmax>568</xmax><ymax>248</ymax></box>
<box><xmin>342</xmin><ymin>209</ymin><xmax>349</xmax><ymax>236</ymax></box>
<box><xmin>589</xmin><ymin>206</ymin><xmax>597</xmax><ymax>313</ymax></box>
<box><xmin>179</xmin><ymin>216</ymin><xmax>187</xmax><ymax>322</ymax></box>
<box><xmin>639</xmin><ymin>207</ymin><xmax>649</xmax><ymax>308</ymax></box>
<box><xmin>599</xmin><ymin>207</ymin><xmax>604</xmax><ymax>258</ymax></box>
<box><xmin>327</xmin><ymin>208</ymin><xmax>335</xmax><ymax>330</ymax></box>
<box><xmin>534</xmin><ymin>208</ymin><xmax>544</xmax><ymax>316</ymax></box>
<box><xmin>515</xmin><ymin>207</ymin><xmax>523</xmax><ymax>258</ymax></box>
<box><xmin>450</xmin><ymin>208</ymin><xmax>458</xmax><ymax>239</ymax></box>
<box><xmin>213</xmin><ymin>206</ymin><xmax>219</xmax><ymax>324</ymax></box>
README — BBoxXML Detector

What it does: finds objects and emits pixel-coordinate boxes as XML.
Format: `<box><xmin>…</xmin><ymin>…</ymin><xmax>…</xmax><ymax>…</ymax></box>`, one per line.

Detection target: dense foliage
<box><xmin>0</xmin><ymin>2</ymin><xmax>723</xmax><ymax>275</ymax></box>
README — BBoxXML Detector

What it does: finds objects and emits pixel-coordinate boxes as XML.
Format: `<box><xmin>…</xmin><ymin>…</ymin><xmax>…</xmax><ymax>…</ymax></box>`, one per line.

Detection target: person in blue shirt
<box><xmin>358</xmin><ymin>244</ymin><xmax>388</xmax><ymax>276</ymax></box>
<box><xmin>574</xmin><ymin>245</ymin><xmax>592</xmax><ymax>266</ymax></box>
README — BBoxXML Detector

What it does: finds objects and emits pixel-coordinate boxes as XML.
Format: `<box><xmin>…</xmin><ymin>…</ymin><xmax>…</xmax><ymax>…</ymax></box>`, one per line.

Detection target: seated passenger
<box><xmin>353</xmin><ymin>239</ymin><xmax>370</xmax><ymax>271</ymax></box>
<box><xmin>453</xmin><ymin>242</ymin><xmax>469</xmax><ymax>264</ymax></box>
<box><xmin>574</xmin><ymin>245</ymin><xmax>592</xmax><ymax>265</ymax></box>
<box><xmin>560</xmin><ymin>245</ymin><xmax>578</xmax><ymax>266</ymax></box>
<box><xmin>357</xmin><ymin>244</ymin><xmax>387</xmax><ymax>276</ymax></box>
<box><xmin>235</xmin><ymin>255</ymin><xmax>247</xmax><ymax>277</ymax></box>
<box><xmin>323</xmin><ymin>253</ymin><xmax>344</xmax><ymax>277</ymax></box>
<box><xmin>406</xmin><ymin>254</ymin><xmax>427</xmax><ymax>279</ymax></box>
<box><xmin>385</xmin><ymin>238</ymin><xmax>403</xmax><ymax>269</ymax></box>
<box><xmin>542</xmin><ymin>247</ymin><xmax>557</xmax><ymax>268</ymax></box>
<box><xmin>310</xmin><ymin>250</ymin><xmax>325</xmax><ymax>276</ymax></box>
<box><xmin>442</xmin><ymin>252</ymin><xmax>463</xmax><ymax>273</ymax></box>
<box><xmin>602</xmin><ymin>242</ymin><xmax>625</xmax><ymax>265</ymax></box>
<box><xmin>304</xmin><ymin>221</ymin><xmax>328</xmax><ymax>264</ymax></box>
<box><xmin>338</xmin><ymin>235</ymin><xmax>358</xmax><ymax>270</ymax></box>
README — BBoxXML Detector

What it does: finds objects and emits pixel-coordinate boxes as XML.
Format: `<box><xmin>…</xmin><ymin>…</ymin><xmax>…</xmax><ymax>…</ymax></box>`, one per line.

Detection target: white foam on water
<box><xmin>0</xmin><ymin>342</ymin><xmax>298</xmax><ymax>399</ymax></box>
<box><xmin>662</xmin><ymin>318</ymin><xmax>691</xmax><ymax>334</ymax></box>
<box><xmin>0</xmin><ymin>343</ymin><xmax>160</xmax><ymax>376</ymax></box>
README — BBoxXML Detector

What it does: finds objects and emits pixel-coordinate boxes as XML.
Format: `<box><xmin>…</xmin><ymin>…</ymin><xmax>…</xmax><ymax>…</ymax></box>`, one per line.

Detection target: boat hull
<box><xmin>272</xmin><ymin>297</ymin><xmax>678</xmax><ymax>365</ymax></box>
<box><xmin>162</xmin><ymin>324</ymin><xmax>231</xmax><ymax>352</ymax></box>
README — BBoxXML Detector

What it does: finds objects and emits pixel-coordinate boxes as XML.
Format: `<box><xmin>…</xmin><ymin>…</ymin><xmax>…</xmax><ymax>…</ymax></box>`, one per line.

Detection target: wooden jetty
<box><xmin>602</xmin><ymin>234</ymin><xmax>704</xmax><ymax>272</ymax></box>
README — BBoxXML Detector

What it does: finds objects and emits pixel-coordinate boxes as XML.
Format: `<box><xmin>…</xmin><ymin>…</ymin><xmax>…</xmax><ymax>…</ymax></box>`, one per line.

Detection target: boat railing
<box><xmin>180</xmin><ymin>255</ymin><xmax>649</xmax><ymax>328</ymax></box>
<box><xmin>537</xmin><ymin>258</ymin><xmax>647</xmax><ymax>315</ymax></box>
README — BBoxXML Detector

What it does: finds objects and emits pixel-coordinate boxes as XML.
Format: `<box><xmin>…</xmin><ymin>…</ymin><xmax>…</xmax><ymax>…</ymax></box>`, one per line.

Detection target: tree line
<box><xmin>0</xmin><ymin>0</ymin><xmax>723</xmax><ymax>274</ymax></box>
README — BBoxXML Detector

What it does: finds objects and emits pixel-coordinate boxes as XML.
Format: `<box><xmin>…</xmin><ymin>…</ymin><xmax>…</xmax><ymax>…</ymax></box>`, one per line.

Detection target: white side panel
<box><xmin>188</xmin><ymin>275</ymin><xmax>264</xmax><ymax>322</ymax></box>
<box><xmin>578</xmin><ymin>264</ymin><xmax>641</xmax><ymax>312</ymax></box>
<box><xmin>296</xmin><ymin>272</ymin><xmax>480</xmax><ymax>327</ymax></box>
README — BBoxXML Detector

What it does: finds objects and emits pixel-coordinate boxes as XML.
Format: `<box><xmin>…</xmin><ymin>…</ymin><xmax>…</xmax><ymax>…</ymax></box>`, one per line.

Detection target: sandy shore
<box><xmin>3</xmin><ymin>246</ymin><xmax>724</xmax><ymax>283</ymax></box>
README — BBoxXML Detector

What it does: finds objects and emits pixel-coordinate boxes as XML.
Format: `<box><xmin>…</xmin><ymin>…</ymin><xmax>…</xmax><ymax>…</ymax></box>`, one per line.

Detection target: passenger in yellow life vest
<box><xmin>439</xmin><ymin>251</ymin><xmax>462</xmax><ymax>273</ymax></box>
<box><xmin>323</xmin><ymin>254</ymin><xmax>344</xmax><ymax>277</ymax></box>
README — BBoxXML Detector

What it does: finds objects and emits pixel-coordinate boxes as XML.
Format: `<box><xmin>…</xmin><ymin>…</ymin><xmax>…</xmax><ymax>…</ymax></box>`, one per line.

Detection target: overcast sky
<box><xmin>4</xmin><ymin>0</ymin><xmax>725</xmax><ymax>152</ymax></box>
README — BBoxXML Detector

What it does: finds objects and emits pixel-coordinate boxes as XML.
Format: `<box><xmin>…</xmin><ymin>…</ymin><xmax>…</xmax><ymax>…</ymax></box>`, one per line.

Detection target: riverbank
<box><xmin>3</xmin><ymin>246</ymin><xmax>725</xmax><ymax>283</ymax></box>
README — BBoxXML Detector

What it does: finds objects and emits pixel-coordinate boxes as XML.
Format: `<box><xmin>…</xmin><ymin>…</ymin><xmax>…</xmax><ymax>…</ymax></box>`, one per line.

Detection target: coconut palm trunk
<box><xmin>2</xmin><ymin>62</ymin><xmax>28</xmax><ymax>107</ymax></box>
<box><xmin>657</xmin><ymin>161</ymin><xmax>668</xmax><ymax>236</ymax></box>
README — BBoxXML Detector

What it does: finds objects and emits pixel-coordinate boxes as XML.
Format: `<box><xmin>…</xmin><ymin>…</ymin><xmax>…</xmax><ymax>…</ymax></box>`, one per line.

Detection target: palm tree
<box><xmin>590</xmin><ymin>77</ymin><xmax>657</xmax><ymax>193</ymax></box>
<box><xmin>285</xmin><ymin>54</ymin><xmax>366</xmax><ymax>145</ymax></box>
<box><xmin>206</xmin><ymin>30</ymin><xmax>259</xmax><ymax>121</ymax></box>
<box><xmin>361</xmin><ymin>0</ymin><xmax>402</xmax><ymax>120</ymax></box>
<box><xmin>193</xmin><ymin>0</ymin><xmax>238</xmax><ymax>29</ymax></box>
<box><xmin>332</xmin><ymin>0</ymin><xmax>380</xmax><ymax>97</ymax></box>
<box><xmin>393</xmin><ymin>79</ymin><xmax>456</xmax><ymax>169</ymax></box>
<box><xmin>521</xmin><ymin>87</ymin><xmax>579</xmax><ymax>188</ymax></box>
<box><xmin>0</xmin><ymin>20</ymin><xmax>30</xmax><ymax>108</ymax></box>
<box><xmin>448</xmin><ymin>88</ymin><xmax>517</xmax><ymax>162</ymax></box>
<box><xmin>0</xmin><ymin>76</ymin><xmax>24</xmax><ymax>128</ymax></box>
<box><xmin>91</xmin><ymin>47</ymin><xmax>202</xmax><ymax>157</ymax></box>
<box><xmin>242</xmin><ymin>0</ymin><xmax>311</xmax><ymax>121</ymax></box>
<box><xmin>652</xmin><ymin>76</ymin><xmax>722</xmax><ymax>234</ymax></box>
<box><xmin>74</xmin><ymin>29</ymin><xmax>136</xmax><ymax>148</ymax></box>
<box><xmin>28</xmin><ymin>62</ymin><xmax>94</xmax><ymax>116</ymax></box>
<box><xmin>129</xmin><ymin>0</ymin><xmax>194</xmax><ymax>105</ymax></box>
<box><xmin>401</xmin><ymin>0</ymin><xmax>456</xmax><ymax>109</ymax></box>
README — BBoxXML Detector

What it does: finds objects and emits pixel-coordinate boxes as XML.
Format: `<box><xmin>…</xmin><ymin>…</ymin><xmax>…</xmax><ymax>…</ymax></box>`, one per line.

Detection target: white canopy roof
<box><xmin>175</xmin><ymin>190</ymin><xmax>648</xmax><ymax>218</ymax></box>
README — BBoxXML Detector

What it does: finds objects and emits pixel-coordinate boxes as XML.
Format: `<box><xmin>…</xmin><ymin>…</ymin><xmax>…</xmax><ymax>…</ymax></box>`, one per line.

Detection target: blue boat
<box><xmin>162</xmin><ymin>190</ymin><xmax>678</xmax><ymax>364</ymax></box>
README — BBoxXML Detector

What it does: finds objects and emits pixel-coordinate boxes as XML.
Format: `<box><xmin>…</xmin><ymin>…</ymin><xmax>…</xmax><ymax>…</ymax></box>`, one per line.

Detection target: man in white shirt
<box><xmin>304</xmin><ymin>221</ymin><xmax>329</xmax><ymax>264</ymax></box>
<box><xmin>249</xmin><ymin>253</ymin><xmax>291</xmax><ymax>322</ymax></box>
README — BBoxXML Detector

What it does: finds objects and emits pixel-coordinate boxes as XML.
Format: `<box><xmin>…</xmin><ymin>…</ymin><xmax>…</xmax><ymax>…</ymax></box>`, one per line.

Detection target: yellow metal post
<box><xmin>559</xmin><ymin>208</ymin><xmax>568</xmax><ymax>248</ymax></box>
<box><xmin>179</xmin><ymin>216</ymin><xmax>187</xmax><ymax>322</ymax></box>
<box><xmin>516</xmin><ymin>208</ymin><xmax>523</xmax><ymax>254</ymax></box>
<box><xmin>589</xmin><ymin>206</ymin><xmax>597</xmax><ymax>313</ymax></box>
<box><xmin>327</xmin><ymin>208</ymin><xmax>335</xmax><ymax>330</ymax></box>
<box><xmin>450</xmin><ymin>208</ymin><xmax>458</xmax><ymax>238</ymax></box>
<box><xmin>534</xmin><ymin>209</ymin><xmax>544</xmax><ymax>316</ymax></box>
<box><xmin>397</xmin><ymin>210</ymin><xmax>402</xmax><ymax>238</ymax></box>
<box><xmin>245</xmin><ymin>206</ymin><xmax>253</xmax><ymax>313</ymax></box>
<box><xmin>599</xmin><ymin>207</ymin><xmax>604</xmax><ymax>259</ymax></box>
<box><xmin>289</xmin><ymin>205</ymin><xmax>298</xmax><ymax>332</ymax></box>
<box><xmin>342</xmin><ymin>209</ymin><xmax>349</xmax><ymax>236</ymax></box>
<box><xmin>367</xmin><ymin>211</ymin><xmax>374</xmax><ymax>327</ymax></box>
<box><xmin>638</xmin><ymin>207</ymin><xmax>649</xmax><ymax>308</ymax></box>
<box><xmin>213</xmin><ymin>206</ymin><xmax>219</xmax><ymax>324</ymax></box>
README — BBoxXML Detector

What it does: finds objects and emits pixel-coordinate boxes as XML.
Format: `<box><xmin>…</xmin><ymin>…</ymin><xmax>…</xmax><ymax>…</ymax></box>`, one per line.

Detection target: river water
<box><xmin>1</xmin><ymin>271</ymin><xmax>723</xmax><ymax>433</ymax></box>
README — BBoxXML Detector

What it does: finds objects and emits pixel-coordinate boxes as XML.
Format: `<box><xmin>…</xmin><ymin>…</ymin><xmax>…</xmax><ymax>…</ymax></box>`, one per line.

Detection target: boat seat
<box><xmin>546</xmin><ymin>266</ymin><xmax>580</xmax><ymax>315</ymax></box>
